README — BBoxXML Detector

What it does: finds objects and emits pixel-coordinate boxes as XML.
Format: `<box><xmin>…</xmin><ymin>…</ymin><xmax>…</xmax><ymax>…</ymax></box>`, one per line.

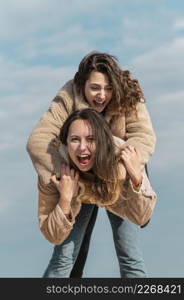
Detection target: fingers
<box><xmin>50</xmin><ymin>175</ymin><xmax>59</xmax><ymax>187</ymax></box>
<box><xmin>125</xmin><ymin>145</ymin><xmax>135</xmax><ymax>153</ymax></box>
<box><xmin>121</xmin><ymin>150</ymin><xmax>129</xmax><ymax>161</ymax></box>
<box><xmin>51</xmin><ymin>175</ymin><xmax>57</xmax><ymax>184</ymax></box>
<box><xmin>70</xmin><ymin>168</ymin><xmax>75</xmax><ymax>179</ymax></box>
<box><xmin>60</xmin><ymin>164</ymin><xmax>79</xmax><ymax>180</ymax></box>
<box><xmin>60</xmin><ymin>164</ymin><xmax>71</xmax><ymax>177</ymax></box>
<box><xmin>75</xmin><ymin>170</ymin><xmax>79</xmax><ymax>181</ymax></box>
<box><xmin>121</xmin><ymin>145</ymin><xmax>137</xmax><ymax>156</ymax></box>
<box><xmin>121</xmin><ymin>146</ymin><xmax>132</xmax><ymax>160</ymax></box>
<box><xmin>60</xmin><ymin>164</ymin><xmax>66</xmax><ymax>178</ymax></box>
<box><xmin>128</xmin><ymin>145</ymin><xmax>141</xmax><ymax>160</ymax></box>
<box><xmin>121</xmin><ymin>145</ymin><xmax>140</xmax><ymax>164</ymax></box>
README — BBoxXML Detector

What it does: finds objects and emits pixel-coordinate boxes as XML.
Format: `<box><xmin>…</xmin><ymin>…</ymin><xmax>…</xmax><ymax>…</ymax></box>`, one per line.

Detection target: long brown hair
<box><xmin>74</xmin><ymin>51</ymin><xmax>144</xmax><ymax>115</ymax></box>
<box><xmin>60</xmin><ymin>108</ymin><xmax>121</xmax><ymax>206</ymax></box>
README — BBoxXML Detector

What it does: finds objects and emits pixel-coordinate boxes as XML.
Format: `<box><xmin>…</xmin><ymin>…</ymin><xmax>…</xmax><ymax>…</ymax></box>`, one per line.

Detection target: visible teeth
<box><xmin>79</xmin><ymin>154</ymin><xmax>89</xmax><ymax>158</ymax></box>
<box><xmin>95</xmin><ymin>101</ymin><xmax>104</xmax><ymax>104</ymax></box>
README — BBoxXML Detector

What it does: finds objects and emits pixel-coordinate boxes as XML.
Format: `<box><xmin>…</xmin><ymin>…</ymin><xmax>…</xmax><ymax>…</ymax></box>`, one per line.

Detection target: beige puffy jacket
<box><xmin>38</xmin><ymin>138</ymin><xmax>157</xmax><ymax>245</ymax></box>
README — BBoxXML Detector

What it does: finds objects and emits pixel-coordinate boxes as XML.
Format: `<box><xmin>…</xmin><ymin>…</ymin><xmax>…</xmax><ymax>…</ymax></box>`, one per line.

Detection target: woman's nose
<box><xmin>79</xmin><ymin>140</ymin><xmax>87</xmax><ymax>150</ymax></box>
<box><xmin>99</xmin><ymin>89</ymin><xmax>106</xmax><ymax>99</ymax></box>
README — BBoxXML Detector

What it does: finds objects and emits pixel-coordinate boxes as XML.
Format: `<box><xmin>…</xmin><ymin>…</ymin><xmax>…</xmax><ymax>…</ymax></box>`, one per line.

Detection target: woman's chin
<box><xmin>77</xmin><ymin>163</ymin><xmax>92</xmax><ymax>172</ymax></box>
<box><xmin>93</xmin><ymin>106</ymin><xmax>105</xmax><ymax>113</ymax></box>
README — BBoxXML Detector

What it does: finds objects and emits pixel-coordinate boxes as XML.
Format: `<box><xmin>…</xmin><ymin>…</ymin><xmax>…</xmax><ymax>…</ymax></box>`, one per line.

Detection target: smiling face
<box><xmin>67</xmin><ymin>119</ymin><xmax>96</xmax><ymax>172</ymax></box>
<box><xmin>84</xmin><ymin>71</ymin><xmax>113</xmax><ymax>112</ymax></box>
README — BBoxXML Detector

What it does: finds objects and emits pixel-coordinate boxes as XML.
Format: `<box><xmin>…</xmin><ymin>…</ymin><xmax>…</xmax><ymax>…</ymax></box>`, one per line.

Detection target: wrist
<box><xmin>131</xmin><ymin>175</ymin><xmax>143</xmax><ymax>191</ymax></box>
<box><xmin>58</xmin><ymin>197</ymin><xmax>71</xmax><ymax>214</ymax></box>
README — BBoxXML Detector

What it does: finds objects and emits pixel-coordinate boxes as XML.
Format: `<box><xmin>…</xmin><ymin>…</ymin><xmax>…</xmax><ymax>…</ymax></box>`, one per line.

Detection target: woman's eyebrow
<box><xmin>69</xmin><ymin>134</ymin><xmax>94</xmax><ymax>138</ymax></box>
<box><xmin>90</xmin><ymin>83</ymin><xmax>112</xmax><ymax>87</ymax></box>
<box><xmin>90</xmin><ymin>83</ymin><xmax>100</xmax><ymax>86</ymax></box>
<box><xmin>69</xmin><ymin>135</ymin><xmax>79</xmax><ymax>138</ymax></box>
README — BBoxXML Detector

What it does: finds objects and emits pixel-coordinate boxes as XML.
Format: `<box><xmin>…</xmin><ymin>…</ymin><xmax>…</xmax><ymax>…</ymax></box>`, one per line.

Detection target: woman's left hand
<box><xmin>51</xmin><ymin>164</ymin><xmax>79</xmax><ymax>202</ymax></box>
<box><xmin>121</xmin><ymin>145</ymin><xmax>142</xmax><ymax>187</ymax></box>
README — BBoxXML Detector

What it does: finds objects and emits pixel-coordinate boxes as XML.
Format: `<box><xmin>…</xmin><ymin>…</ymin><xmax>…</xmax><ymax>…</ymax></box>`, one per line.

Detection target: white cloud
<box><xmin>153</xmin><ymin>90</ymin><xmax>184</xmax><ymax>105</ymax></box>
<box><xmin>0</xmin><ymin>55</ymin><xmax>75</xmax><ymax>96</ymax></box>
<box><xmin>126</xmin><ymin>38</ymin><xmax>184</xmax><ymax>172</ymax></box>
<box><xmin>18</xmin><ymin>25</ymin><xmax>95</xmax><ymax>60</ymax></box>
<box><xmin>129</xmin><ymin>37</ymin><xmax>184</xmax><ymax>100</ymax></box>
<box><xmin>174</xmin><ymin>19</ymin><xmax>184</xmax><ymax>30</ymax></box>
<box><xmin>0</xmin><ymin>0</ymin><xmax>113</xmax><ymax>41</ymax></box>
<box><xmin>148</xmin><ymin>89</ymin><xmax>184</xmax><ymax>171</ymax></box>
<box><xmin>134</xmin><ymin>36</ymin><xmax>184</xmax><ymax>69</ymax></box>
<box><xmin>0</xmin><ymin>58</ymin><xmax>76</xmax><ymax>158</ymax></box>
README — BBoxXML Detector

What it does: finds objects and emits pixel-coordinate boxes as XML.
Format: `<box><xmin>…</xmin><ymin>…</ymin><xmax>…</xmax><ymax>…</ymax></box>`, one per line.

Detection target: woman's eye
<box><xmin>90</xmin><ymin>86</ymin><xmax>112</xmax><ymax>91</ymax></box>
<box><xmin>87</xmin><ymin>137</ymin><xmax>95</xmax><ymax>142</ymax></box>
<box><xmin>91</xmin><ymin>86</ymin><xmax>99</xmax><ymax>90</ymax></box>
<box><xmin>71</xmin><ymin>138</ymin><xmax>79</xmax><ymax>142</ymax></box>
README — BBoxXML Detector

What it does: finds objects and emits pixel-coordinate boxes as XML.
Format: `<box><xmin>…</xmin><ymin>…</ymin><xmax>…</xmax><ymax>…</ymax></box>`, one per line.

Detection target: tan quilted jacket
<box><xmin>38</xmin><ymin>143</ymin><xmax>157</xmax><ymax>245</ymax></box>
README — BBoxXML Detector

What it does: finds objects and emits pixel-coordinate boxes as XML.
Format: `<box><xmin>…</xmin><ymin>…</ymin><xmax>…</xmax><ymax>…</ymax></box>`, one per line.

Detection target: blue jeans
<box><xmin>43</xmin><ymin>204</ymin><xmax>147</xmax><ymax>278</ymax></box>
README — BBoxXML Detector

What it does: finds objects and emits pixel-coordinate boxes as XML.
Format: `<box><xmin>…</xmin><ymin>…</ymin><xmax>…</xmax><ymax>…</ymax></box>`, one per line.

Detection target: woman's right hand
<box><xmin>51</xmin><ymin>164</ymin><xmax>79</xmax><ymax>205</ymax></box>
<box><xmin>121</xmin><ymin>145</ymin><xmax>143</xmax><ymax>187</ymax></box>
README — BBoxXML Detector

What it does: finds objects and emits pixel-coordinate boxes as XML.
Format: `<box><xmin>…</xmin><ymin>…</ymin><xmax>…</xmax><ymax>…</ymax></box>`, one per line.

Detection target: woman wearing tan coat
<box><xmin>27</xmin><ymin>51</ymin><xmax>156</xmax><ymax>277</ymax></box>
<box><xmin>39</xmin><ymin>109</ymin><xmax>156</xmax><ymax>277</ymax></box>
<box><xmin>38</xmin><ymin>109</ymin><xmax>156</xmax><ymax>245</ymax></box>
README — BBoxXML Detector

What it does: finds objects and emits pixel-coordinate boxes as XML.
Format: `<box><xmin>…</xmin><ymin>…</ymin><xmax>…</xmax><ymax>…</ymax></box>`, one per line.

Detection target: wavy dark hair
<box><xmin>74</xmin><ymin>51</ymin><xmax>145</xmax><ymax>115</ymax></box>
<box><xmin>59</xmin><ymin>108</ymin><xmax>121</xmax><ymax>206</ymax></box>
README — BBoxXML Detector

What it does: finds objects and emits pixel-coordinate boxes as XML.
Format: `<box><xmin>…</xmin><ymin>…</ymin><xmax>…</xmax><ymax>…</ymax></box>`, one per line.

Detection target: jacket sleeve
<box><xmin>106</xmin><ymin>171</ymin><xmax>157</xmax><ymax>226</ymax></box>
<box><xmin>26</xmin><ymin>81</ymin><xmax>74</xmax><ymax>184</ymax></box>
<box><xmin>124</xmin><ymin>102</ymin><xmax>156</xmax><ymax>164</ymax></box>
<box><xmin>38</xmin><ymin>177</ymin><xmax>81</xmax><ymax>245</ymax></box>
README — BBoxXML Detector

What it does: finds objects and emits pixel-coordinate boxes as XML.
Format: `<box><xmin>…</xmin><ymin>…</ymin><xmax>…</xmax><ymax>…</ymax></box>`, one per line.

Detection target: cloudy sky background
<box><xmin>1</xmin><ymin>0</ymin><xmax>184</xmax><ymax>277</ymax></box>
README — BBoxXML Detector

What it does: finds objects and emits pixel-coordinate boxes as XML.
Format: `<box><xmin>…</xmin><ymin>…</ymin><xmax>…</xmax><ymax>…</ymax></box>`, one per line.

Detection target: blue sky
<box><xmin>1</xmin><ymin>0</ymin><xmax>184</xmax><ymax>277</ymax></box>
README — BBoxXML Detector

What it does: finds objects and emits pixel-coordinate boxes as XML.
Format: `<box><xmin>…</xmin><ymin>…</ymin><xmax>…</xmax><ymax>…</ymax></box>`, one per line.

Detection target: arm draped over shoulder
<box><xmin>26</xmin><ymin>81</ymin><xmax>75</xmax><ymax>184</ymax></box>
<box><xmin>124</xmin><ymin>102</ymin><xmax>156</xmax><ymax>164</ymax></box>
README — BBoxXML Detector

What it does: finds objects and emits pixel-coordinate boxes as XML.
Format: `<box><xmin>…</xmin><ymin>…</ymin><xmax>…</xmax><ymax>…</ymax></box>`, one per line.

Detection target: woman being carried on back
<box><xmin>38</xmin><ymin>108</ymin><xmax>156</xmax><ymax>277</ymax></box>
<box><xmin>27</xmin><ymin>51</ymin><xmax>156</xmax><ymax>277</ymax></box>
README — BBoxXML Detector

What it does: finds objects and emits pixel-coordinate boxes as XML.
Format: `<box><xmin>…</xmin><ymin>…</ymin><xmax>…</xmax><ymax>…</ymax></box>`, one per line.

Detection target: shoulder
<box><xmin>56</xmin><ymin>79</ymin><xmax>89</xmax><ymax>111</ymax></box>
<box><xmin>50</xmin><ymin>79</ymin><xmax>75</xmax><ymax>113</ymax></box>
<box><xmin>57</xmin><ymin>79</ymin><xmax>74</xmax><ymax>98</ymax></box>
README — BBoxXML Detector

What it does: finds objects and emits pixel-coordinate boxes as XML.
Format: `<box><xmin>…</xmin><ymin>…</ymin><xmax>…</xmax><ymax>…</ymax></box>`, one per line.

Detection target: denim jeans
<box><xmin>43</xmin><ymin>204</ymin><xmax>147</xmax><ymax>278</ymax></box>
<box><xmin>106</xmin><ymin>210</ymin><xmax>147</xmax><ymax>278</ymax></box>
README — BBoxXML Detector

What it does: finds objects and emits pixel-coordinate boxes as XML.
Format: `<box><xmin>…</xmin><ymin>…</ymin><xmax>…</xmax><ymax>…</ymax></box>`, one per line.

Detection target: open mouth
<box><xmin>93</xmin><ymin>100</ymin><xmax>106</xmax><ymax>108</ymax></box>
<box><xmin>77</xmin><ymin>154</ymin><xmax>91</xmax><ymax>166</ymax></box>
